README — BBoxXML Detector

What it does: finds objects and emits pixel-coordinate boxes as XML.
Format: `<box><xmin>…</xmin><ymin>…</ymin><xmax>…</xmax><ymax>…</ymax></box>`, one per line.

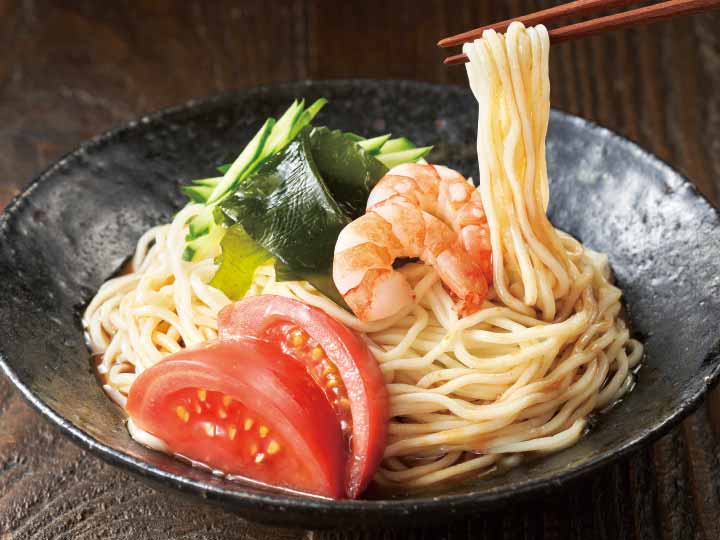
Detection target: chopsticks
<box><xmin>440</xmin><ymin>0</ymin><xmax>720</xmax><ymax>66</ymax></box>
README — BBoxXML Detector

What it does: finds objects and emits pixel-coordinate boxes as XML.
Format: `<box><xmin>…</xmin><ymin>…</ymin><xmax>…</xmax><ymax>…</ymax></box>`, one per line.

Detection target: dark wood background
<box><xmin>2</xmin><ymin>1</ymin><xmax>719</xmax><ymax>538</ymax></box>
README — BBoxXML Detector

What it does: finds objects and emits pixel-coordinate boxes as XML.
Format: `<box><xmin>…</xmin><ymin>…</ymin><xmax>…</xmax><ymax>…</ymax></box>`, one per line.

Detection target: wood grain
<box><xmin>1</xmin><ymin>1</ymin><xmax>720</xmax><ymax>539</ymax></box>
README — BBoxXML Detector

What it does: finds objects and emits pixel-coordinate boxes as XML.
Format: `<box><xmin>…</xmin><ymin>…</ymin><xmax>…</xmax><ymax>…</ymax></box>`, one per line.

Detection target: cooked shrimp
<box><xmin>333</xmin><ymin>163</ymin><xmax>492</xmax><ymax>322</ymax></box>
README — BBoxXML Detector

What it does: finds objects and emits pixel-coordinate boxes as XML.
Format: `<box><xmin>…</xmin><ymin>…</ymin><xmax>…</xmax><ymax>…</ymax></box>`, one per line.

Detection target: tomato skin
<box><xmin>126</xmin><ymin>338</ymin><xmax>345</xmax><ymax>498</ymax></box>
<box><xmin>218</xmin><ymin>295</ymin><xmax>389</xmax><ymax>498</ymax></box>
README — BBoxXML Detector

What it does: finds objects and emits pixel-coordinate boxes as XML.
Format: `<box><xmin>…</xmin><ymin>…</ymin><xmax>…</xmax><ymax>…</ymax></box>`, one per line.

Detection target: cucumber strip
<box><xmin>210</xmin><ymin>99</ymin><xmax>326</xmax><ymax>204</ymax></box>
<box><xmin>376</xmin><ymin>146</ymin><xmax>433</xmax><ymax>168</ymax></box>
<box><xmin>182</xmin><ymin>221</ymin><xmax>227</xmax><ymax>262</ymax></box>
<box><xmin>207</xmin><ymin>118</ymin><xmax>275</xmax><ymax>204</ymax></box>
<box><xmin>379</xmin><ymin>136</ymin><xmax>416</xmax><ymax>154</ymax></box>
<box><xmin>181</xmin><ymin>185</ymin><xmax>214</xmax><ymax>203</ymax></box>
<box><xmin>357</xmin><ymin>133</ymin><xmax>391</xmax><ymax>154</ymax></box>
<box><xmin>288</xmin><ymin>98</ymin><xmax>327</xmax><ymax>141</ymax></box>
<box><xmin>263</xmin><ymin>99</ymin><xmax>303</xmax><ymax>155</ymax></box>
<box><xmin>343</xmin><ymin>132</ymin><xmax>365</xmax><ymax>142</ymax></box>
<box><xmin>192</xmin><ymin>177</ymin><xmax>221</xmax><ymax>187</ymax></box>
<box><xmin>186</xmin><ymin>207</ymin><xmax>216</xmax><ymax>240</ymax></box>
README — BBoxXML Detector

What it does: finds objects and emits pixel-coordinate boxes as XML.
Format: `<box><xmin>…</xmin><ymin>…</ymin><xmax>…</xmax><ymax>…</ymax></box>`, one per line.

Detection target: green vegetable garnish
<box><xmin>378</xmin><ymin>136</ymin><xmax>416</xmax><ymax>153</ymax></box>
<box><xmin>181</xmin><ymin>184</ymin><xmax>214</xmax><ymax>204</ymax></box>
<box><xmin>376</xmin><ymin>146</ymin><xmax>433</xmax><ymax>168</ymax></box>
<box><xmin>220</xmin><ymin>127</ymin><xmax>350</xmax><ymax>276</ymax></box>
<box><xmin>308</xmin><ymin>127</ymin><xmax>388</xmax><ymax>218</ymax></box>
<box><xmin>357</xmin><ymin>133</ymin><xmax>392</xmax><ymax>154</ymax></box>
<box><xmin>209</xmin><ymin>225</ymin><xmax>271</xmax><ymax>300</ymax></box>
<box><xmin>182</xmin><ymin>98</ymin><xmax>328</xmax><ymax>261</ymax></box>
<box><xmin>180</xmin><ymin>97</ymin><xmax>434</xmax><ymax>307</ymax></box>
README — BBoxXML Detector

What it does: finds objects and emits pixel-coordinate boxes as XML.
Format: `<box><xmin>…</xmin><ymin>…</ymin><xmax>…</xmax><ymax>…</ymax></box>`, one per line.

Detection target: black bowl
<box><xmin>1</xmin><ymin>80</ymin><xmax>719</xmax><ymax>529</ymax></box>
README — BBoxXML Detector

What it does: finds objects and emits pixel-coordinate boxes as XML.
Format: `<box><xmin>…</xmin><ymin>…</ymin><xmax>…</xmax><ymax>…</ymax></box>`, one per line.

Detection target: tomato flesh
<box><xmin>159</xmin><ymin>387</ymin><xmax>297</xmax><ymax>479</ymax></box>
<box><xmin>267</xmin><ymin>323</ymin><xmax>353</xmax><ymax>436</ymax></box>
<box><xmin>218</xmin><ymin>295</ymin><xmax>389</xmax><ymax>498</ymax></box>
<box><xmin>126</xmin><ymin>338</ymin><xmax>345</xmax><ymax>498</ymax></box>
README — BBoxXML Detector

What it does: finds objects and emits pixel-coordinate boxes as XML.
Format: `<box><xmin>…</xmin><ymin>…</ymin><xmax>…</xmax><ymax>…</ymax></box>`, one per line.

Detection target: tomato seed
<box><xmin>267</xmin><ymin>440</ymin><xmax>280</xmax><ymax>455</ymax></box>
<box><xmin>321</xmin><ymin>366</ymin><xmax>334</xmax><ymax>377</ymax></box>
<box><xmin>258</xmin><ymin>425</ymin><xmax>269</xmax><ymax>438</ymax></box>
<box><xmin>176</xmin><ymin>405</ymin><xmax>190</xmax><ymax>423</ymax></box>
<box><xmin>197</xmin><ymin>388</ymin><xmax>207</xmax><ymax>401</ymax></box>
<box><xmin>289</xmin><ymin>329</ymin><xmax>307</xmax><ymax>348</ymax></box>
<box><xmin>244</xmin><ymin>418</ymin><xmax>254</xmax><ymax>431</ymax></box>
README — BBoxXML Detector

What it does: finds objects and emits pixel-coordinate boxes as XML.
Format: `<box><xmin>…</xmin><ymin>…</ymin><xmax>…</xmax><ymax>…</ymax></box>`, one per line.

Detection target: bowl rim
<box><xmin>1</xmin><ymin>78</ymin><xmax>720</xmax><ymax>516</ymax></box>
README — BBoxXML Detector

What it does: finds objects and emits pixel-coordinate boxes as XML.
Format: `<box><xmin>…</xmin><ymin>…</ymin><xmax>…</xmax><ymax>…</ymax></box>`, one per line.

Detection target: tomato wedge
<box><xmin>126</xmin><ymin>338</ymin><xmax>345</xmax><ymax>498</ymax></box>
<box><xmin>218</xmin><ymin>295</ymin><xmax>389</xmax><ymax>498</ymax></box>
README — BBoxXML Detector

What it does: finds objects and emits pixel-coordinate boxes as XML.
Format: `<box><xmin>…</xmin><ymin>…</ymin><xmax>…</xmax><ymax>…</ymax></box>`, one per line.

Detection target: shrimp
<box><xmin>333</xmin><ymin>163</ymin><xmax>493</xmax><ymax>322</ymax></box>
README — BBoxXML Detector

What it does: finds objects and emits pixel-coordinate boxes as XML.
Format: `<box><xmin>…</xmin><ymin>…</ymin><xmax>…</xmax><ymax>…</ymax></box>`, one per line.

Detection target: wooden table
<box><xmin>2</xmin><ymin>1</ymin><xmax>720</xmax><ymax>538</ymax></box>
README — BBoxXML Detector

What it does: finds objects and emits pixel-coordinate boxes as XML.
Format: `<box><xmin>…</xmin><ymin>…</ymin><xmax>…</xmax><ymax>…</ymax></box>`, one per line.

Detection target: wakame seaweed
<box><xmin>308</xmin><ymin>127</ymin><xmax>388</xmax><ymax>218</ymax></box>
<box><xmin>219</xmin><ymin>128</ymin><xmax>351</xmax><ymax>299</ymax></box>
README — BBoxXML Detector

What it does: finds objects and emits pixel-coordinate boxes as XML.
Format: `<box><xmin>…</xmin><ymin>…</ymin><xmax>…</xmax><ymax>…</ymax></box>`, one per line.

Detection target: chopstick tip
<box><xmin>443</xmin><ymin>53</ymin><xmax>468</xmax><ymax>66</ymax></box>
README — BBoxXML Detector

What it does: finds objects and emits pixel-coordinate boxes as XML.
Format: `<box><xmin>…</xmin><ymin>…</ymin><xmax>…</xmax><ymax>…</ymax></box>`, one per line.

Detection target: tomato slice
<box><xmin>218</xmin><ymin>295</ymin><xmax>389</xmax><ymax>498</ymax></box>
<box><xmin>126</xmin><ymin>338</ymin><xmax>345</xmax><ymax>498</ymax></box>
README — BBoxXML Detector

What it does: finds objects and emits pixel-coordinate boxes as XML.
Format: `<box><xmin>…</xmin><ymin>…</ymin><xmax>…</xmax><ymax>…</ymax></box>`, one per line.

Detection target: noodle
<box><xmin>83</xmin><ymin>22</ymin><xmax>643</xmax><ymax>490</ymax></box>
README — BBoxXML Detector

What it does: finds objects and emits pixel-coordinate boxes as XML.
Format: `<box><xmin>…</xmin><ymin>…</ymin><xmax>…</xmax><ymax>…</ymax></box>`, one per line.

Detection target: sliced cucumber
<box><xmin>379</xmin><ymin>136</ymin><xmax>416</xmax><ymax>154</ymax></box>
<box><xmin>182</xmin><ymin>220</ymin><xmax>227</xmax><ymax>262</ymax></box>
<box><xmin>264</xmin><ymin>100</ymin><xmax>304</xmax><ymax>155</ymax></box>
<box><xmin>288</xmin><ymin>98</ymin><xmax>328</xmax><ymax>141</ymax></box>
<box><xmin>207</xmin><ymin>117</ymin><xmax>275</xmax><ymax>205</ymax></box>
<box><xmin>343</xmin><ymin>132</ymin><xmax>364</xmax><ymax>142</ymax></box>
<box><xmin>181</xmin><ymin>185</ymin><xmax>214</xmax><ymax>203</ymax></box>
<box><xmin>357</xmin><ymin>134</ymin><xmax>391</xmax><ymax>154</ymax></box>
<box><xmin>186</xmin><ymin>207</ymin><xmax>216</xmax><ymax>240</ymax></box>
<box><xmin>183</xmin><ymin>98</ymin><xmax>329</xmax><ymax>259</ymax></box>
<box><xmin>192</xmin><ymin>177</ymin><xmax>221</xmax><ymax>187</ymax></box>
<box><xmin>376</xmin><ymin>146</ymin><xmax>433</xmax><ymax>168</ymax></box>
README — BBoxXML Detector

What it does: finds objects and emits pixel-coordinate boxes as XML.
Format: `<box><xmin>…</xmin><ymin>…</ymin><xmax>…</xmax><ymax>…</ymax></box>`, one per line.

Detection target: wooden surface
<box><xmin>1</xmin><ymin>1</ymin><xmax>720</xmax><ymax>538</ymax></box>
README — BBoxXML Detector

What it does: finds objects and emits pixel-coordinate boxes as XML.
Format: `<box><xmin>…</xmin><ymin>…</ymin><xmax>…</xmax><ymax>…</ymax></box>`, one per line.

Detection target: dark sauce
<box><xmin>86</xmin><ymin>255</ymin><xmax>137</xmax><ymax>404</ymax></box>
<box><xmin>91</xmin><ymin>353</ymin><xmax>109</xmax><ymax>386</ymax></box>
<box><xmin>116</xmin><ymin>255</ymin><xmax>135</xmax><ymax>277</ymax></box>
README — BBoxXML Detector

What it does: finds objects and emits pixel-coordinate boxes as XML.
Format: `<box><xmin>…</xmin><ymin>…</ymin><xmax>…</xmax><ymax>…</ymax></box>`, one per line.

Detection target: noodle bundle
<box><xmin>84</xmin><ymin>22</ymin><xmax>642</xmax><ymax>489</ymax></box>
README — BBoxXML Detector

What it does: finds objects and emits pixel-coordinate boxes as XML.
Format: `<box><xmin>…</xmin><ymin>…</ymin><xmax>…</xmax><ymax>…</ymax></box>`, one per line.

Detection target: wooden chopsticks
<box><xmin>440</xmin><ymin>0</ymin><xmax>720</xmax><ymax>66</ymax></box>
